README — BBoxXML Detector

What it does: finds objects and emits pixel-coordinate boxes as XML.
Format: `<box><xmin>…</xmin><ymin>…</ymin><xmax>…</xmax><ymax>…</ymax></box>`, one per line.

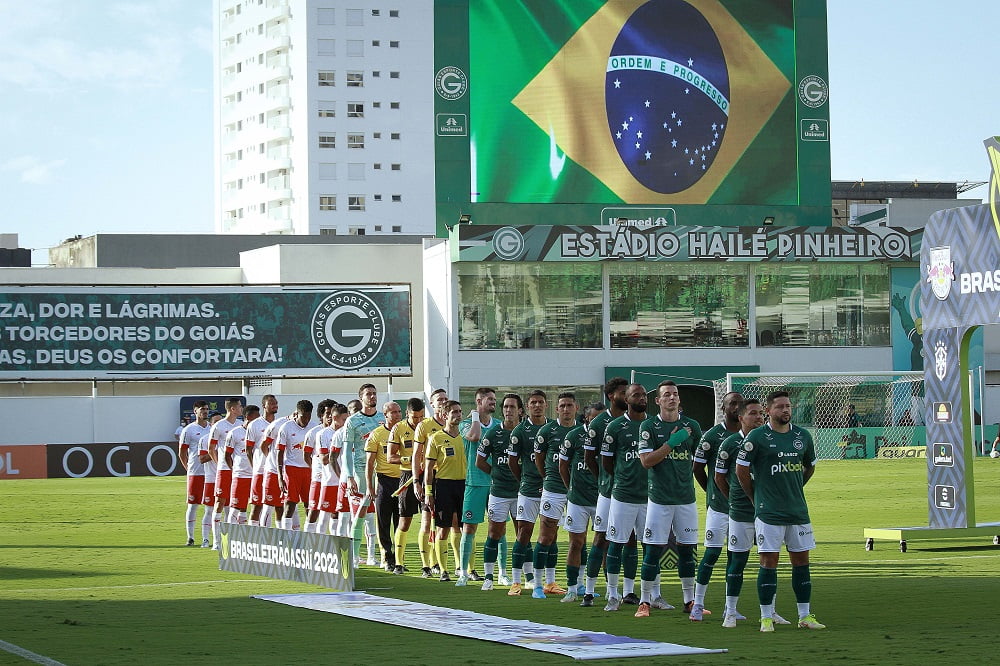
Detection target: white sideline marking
<box><xmin>818</xmin><ymin>554</ymin><xmax>999</xmax><ymax>565</ymax></box>
<box><xmin>0</xmin><ymin>639</ymin><xmax>67</xmax><ymax>666</ymax></box>
<box><xmin>2</xmin><ymin>578</ymin><xmax>284</xmax><ymax>594</ymax></box>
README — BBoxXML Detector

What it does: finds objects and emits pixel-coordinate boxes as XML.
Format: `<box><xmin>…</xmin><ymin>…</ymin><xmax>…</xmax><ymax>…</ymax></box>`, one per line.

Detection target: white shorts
<box><xmin>487</xmin><ymin>495</ymin><xmax>517</xmax><ymax>524</ymax></box>
<box><xmin>564</xmin><ymin>501</ymin><xmax>596</xmax><ymax>534</ymax></box>
<box><xmin>643</xmin><ymin>501</ymin><xmax>699</xmax><ymax>546</ymax></box>
<box><xmin>607</xmin><ymin>499</ymin><xmax>647</xmax><ymax>544</ymax></box>
<box><xmin>516</xmin><ymin>494</ymin><xmax>541</xmax><ymax>524</ymax></box>
<box><xmin>593</xmin><ymin>494</ymin><xmax>612</xmax><ymax>533</ymax></box>
<box><xmin>728</xmin><ymin>519</ymin><xmax>756</xmax><ymax>553</ymax></box>
<box><xmin>754</xmin><ymin>519</ymin><xmax>816</xmax><ymax>553</ymax></box>
<box><xmin>703</xmin><ymin>507</ymin><xmax>730</xmax><ymax>548</ymax></box>
<box><xmin>539</xmin><ymin>490</ymin><xmax>568</xmax><ymax>521</ymax></box>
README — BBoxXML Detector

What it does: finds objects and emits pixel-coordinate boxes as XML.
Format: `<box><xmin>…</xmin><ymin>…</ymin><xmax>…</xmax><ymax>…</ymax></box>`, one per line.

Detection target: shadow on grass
<box><xmin>0</xmin><ymin>544</ymin><xmax>198</xmax><ymax>550</ymax></box>
<box><xmin>915</xmin><ymin>544</ymin><xmax>1000</xmax><ymax>553</ymax></box>
<box><xmin>0</xmin><ymin>566</ymin><xmax>122</xmax><ymax>580</ymax></box>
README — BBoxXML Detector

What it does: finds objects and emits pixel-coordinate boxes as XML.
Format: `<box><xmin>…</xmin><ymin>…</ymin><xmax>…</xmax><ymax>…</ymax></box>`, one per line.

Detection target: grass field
<box><xmin>2</xmin><ymin>459</ymin><xmax>999</xmax><ymax>665</ymax></box>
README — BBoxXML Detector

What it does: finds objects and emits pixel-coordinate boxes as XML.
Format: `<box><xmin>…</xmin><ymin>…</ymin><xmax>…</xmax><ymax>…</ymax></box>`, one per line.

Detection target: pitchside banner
<box><xmin>454</xmin><ymin>224</ymin><xmax>919</xmax><ymax>263</ymax></box>
<box><xmin>218</xmin><ymin>523</ymin><xmax>353</xmax><ymax>591</ymax></box>
<box><xmin>918</xmin><ymin>137</ymin><xmax>1000</xmax><ymax>528</ymax></box>
<box><xmin>0</xmin><ymin>286</ymin><xmax>411</xmax><ymax>378</ymax></box>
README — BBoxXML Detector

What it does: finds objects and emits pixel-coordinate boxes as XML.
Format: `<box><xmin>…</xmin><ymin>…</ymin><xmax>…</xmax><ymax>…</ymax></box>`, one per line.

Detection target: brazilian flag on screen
<box><xmin>468</xmin><ymin>0</ymin><xmax>799</xmax><ymax>205</ymax></box>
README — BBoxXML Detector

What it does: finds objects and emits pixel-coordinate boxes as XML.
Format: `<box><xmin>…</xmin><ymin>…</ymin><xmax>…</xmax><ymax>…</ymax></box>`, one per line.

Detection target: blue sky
<box><xmin>2</xmin><ymin>1</ymin><xmax>997</xmax><ymax>261</ymax></box>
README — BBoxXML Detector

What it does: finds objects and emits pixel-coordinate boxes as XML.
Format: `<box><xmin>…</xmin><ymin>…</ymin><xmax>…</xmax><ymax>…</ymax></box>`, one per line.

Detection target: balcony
<box><xmin>264</xmin><ymin>126</ymin><xmax>291</xmax><ymax>141</ymax></box>
<box><xmin>266</xmin><ymin>114</ymin><xmax>289</xmax><ymax>130</ymax></box>
<box><xmin>267</xmin><ymin>205</ymin><xmax>292</xmax><ymax>221</ymax></box>
<box><xmin>265</xmin><ymin>65</ymin><xmax>291</xmax><ymax>84</ymax></box>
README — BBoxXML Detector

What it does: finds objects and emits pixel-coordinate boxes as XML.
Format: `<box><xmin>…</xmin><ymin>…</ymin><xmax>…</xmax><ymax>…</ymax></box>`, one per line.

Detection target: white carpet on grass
<box><xmin>254</xmin><ymin>592</ymin><xmax>726</xmax><ymax>660</ymax></box>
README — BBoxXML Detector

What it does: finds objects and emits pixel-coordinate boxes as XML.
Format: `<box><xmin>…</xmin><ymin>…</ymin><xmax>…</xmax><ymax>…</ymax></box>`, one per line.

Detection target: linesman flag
<box><xmin>471</xmin><ymin>0</ymin><xmax>793</xmax><ymax>205</ymax></box>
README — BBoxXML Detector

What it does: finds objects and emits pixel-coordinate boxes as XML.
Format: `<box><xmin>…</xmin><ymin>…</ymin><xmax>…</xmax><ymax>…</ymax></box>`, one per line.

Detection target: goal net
<box><xmin>715</xmin><ymin>372</ymin><xmax>926</xmax><ymax>460</ymax></box>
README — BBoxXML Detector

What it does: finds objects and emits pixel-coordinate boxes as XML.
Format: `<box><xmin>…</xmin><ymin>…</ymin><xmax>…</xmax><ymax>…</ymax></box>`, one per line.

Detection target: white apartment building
<box><xmin>213</xmin><ymin>0</ymin><xmax>435</xmax><ymax>237</ymax></box>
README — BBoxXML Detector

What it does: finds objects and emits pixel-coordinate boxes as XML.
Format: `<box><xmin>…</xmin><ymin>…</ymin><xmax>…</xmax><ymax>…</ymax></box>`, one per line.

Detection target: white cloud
<box><xmin>2</xmin><ymin>155</ymin><xmax>67</xmax><ymax>184</ymax></box>
<box><xmin>0</xmin><ymin>0</ymin><xmax>206</xmax><ymax>92</ymax></box>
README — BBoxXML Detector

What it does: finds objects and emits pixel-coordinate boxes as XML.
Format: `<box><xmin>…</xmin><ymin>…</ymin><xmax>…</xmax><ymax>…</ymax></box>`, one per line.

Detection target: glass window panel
<box><xmin>755</xmin><ymin>264</ymin><xmax>890</xmax><ymax>347</ymax></box>
<box><xmin>609</xmin><ymin>264</ymin><xmax>749</xmax><ymax>348</ymax></box>
<box><xmin>457</xmin><ymin>263</ymin><xmax>602</xmax><ymax>349</ymax></box>
<box><xmin>861</xmin><ymin>264</ymin><xmax>891</xmax><ymax>345</ymax></box>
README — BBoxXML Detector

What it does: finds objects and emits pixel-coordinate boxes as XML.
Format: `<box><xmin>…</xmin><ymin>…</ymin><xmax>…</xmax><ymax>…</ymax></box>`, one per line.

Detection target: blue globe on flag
<box><xmin>606</xmin><ymin>0</ymin><xmax>730</xmax><ymax>194</ymax></box>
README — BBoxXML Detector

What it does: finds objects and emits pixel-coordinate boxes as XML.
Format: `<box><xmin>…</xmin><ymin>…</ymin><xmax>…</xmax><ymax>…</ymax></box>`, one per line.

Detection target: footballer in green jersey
<box><xmin>507</xmin><ymin>390</ymin><xmax>550</xmax><ymax>592</ymax></box>
<box><xmin>530</xmin><ymin>392</ymin><xmax>579</xmax><ymax>598</ymax></box>
<box><xmin>634</xmin><ymin>381</ymin><xmax>701</xmax><ymax>616</ymax></box>
<box><xmin>476</xmin><ymin>393</ymin><xmax>524</xmax><ymax>588</ymax></box>
<box><xmin>690</xmin><ymin>391</ymin><xmax>743</xmax><ymax>620</ymax></box>
<box><xmin>736</xmin><ymin>391</ymin><xmax>825</xmax><ymax>631</ymax></box>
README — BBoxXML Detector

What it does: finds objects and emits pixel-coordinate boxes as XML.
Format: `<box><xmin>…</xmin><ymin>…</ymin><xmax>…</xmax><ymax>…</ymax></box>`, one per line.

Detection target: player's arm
<box><xmin>693</xmin><ymin>460</ymin><xmax>708</xmax><ymax>491</ymax></box>
<box><xmin>224</xmin><ymin>434</ymin><xmax>235</xmax><ymax>470</ymax></box>
<box><xmin>508</xmin><ymin>447</ymin><xmax>522</xmax><ymax>483</ymax></box>
<box><xmin>423</xmin><ymin>447</ymin><xmax>438</xmax><ymax>512</ymax></box>
<box><xmin>328</xmin><ymin>441</ymin><xmax>342</xmax><ymax>479</ymax></box>
<box><xmin>476</xmin><ymin>450</ymin><xmax>492</xmax><ymax>476</ymax></box>
<box><xmin>465</xmin><ymin>410</ymin><xmax>483</xmax><ymax>442</ymax></box>
<box><xmin>208</xmin><ymin>431</ymin><xmax>220</xmax><ymax>464</ymax></box>
<box><xmin>714</xmin><ymin>470</ymin><xmax>730</xmax><ymax>498</ymax></box>
<box><xmin>276</xmin><ymin>430</ymin><xmax>287</xmax><ymax>491</ymax></box>
<box><xmin>304</xmin><ymin>434</ymin><xmax>314</xmax><ymax>468</ymax></box>
<box><xmin>735</xmin><ymin>463</ymin><xmax>753</xmax><ymax>505</ymax></box>
<box><xmin>198</xmin><ymin>438</ymin><xmax>212</xmax><ymax>464</ymax></box>
<box><xmin>365</xmin><ymin>450</ymin><xmax>377</xmax><ymax>496</ymax></box>
<box><xmin>178</xmin><ymin>438</ymin><xmax>189</xmax><ymax>472</ymax></box>
<box><xmin>558</xmin><ymin>454</ymin><xmax>571</xmax><ymax>490</ymax></box>
<box><xmin>639</xmin><ymin>425</ymin><xmax>692</xmax><ymax>468</ymax></box>
<box><xmin>388</xmin><ymin>426</ymin><xmax>403</xmax><ymax>464</ymax></box>
<box><xmin>601</xmin><ymin>445</ymin><xmax>615</xmax><ymax>476</ymax></box>
<box><xmin>476</xmin><ymin>438</ymin><xmax>492</xmax><ymax>475</ymax></box>
<box><xmin>803</xmin><ymin>462</ymin><xmax>815</xmax><ymax>485</ymax></box>
<box><xmin>584</xmin><ymin>446</ymin><xmax>600</xmax><ymax>477</ymax></box>
<box><xmin>533</xmin><ymin>440</ymin><xmax>547</xmax><ymax>479</ymax></box>
<box><xmin>411</xmin><ymin>425</ymin><xmax>426</xmax><ymax>494</ymax></box>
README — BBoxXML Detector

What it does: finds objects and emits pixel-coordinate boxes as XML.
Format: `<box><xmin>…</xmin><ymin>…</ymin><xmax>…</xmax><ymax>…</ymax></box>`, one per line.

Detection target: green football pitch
<box><xmin>2</xmin><ymin>459</ymin><xmax>998</xmax><ymax>665</ymax></box>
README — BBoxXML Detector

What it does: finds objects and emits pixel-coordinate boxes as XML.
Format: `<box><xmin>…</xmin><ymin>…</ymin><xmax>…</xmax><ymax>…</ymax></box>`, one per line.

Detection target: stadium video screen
<box><xmin>437</xmin><ymin>0</ymin><xmax>829</xmax><ymax>210</ymax></box>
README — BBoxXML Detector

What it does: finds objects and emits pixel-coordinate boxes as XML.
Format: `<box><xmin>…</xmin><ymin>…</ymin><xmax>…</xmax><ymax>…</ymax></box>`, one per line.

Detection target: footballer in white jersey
<box><xmin>180</xmin><ymin>401</ymin><xmax>211</xmax><ymax>545</ymax></box>
<box><xmin>226</xmin><ymin>405</ymin><xmax>259</xmax><ymax>520</ymax></box>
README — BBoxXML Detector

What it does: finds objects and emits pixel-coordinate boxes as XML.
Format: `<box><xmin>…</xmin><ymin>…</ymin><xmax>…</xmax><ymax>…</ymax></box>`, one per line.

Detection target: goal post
<box><xmin>720</xmin><ymin>371</ymin><xmax>930</xmax><ymax>460</ymax></box>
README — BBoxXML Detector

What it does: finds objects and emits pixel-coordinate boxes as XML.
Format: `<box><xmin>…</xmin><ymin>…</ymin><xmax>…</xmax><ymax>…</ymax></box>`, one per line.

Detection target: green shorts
<box><xmin>461</xmin><ymin>485</ymin><xmax>491</xmax><ymax>524</ymax></box>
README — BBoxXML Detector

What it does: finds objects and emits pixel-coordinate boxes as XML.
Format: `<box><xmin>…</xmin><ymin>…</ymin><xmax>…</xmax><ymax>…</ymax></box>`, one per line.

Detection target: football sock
<box><xmin>757</xmin><ymin>566</ymin><xmax>778</xmax><ymax>606</ymax></box>
<box><xmin>725</xmin><ymin>549</ymin><xmax>750</xmax><ymax>597</ymax></box>
<box><xmin>185</xmin><ymin>505</ymin><xmax>197</xmax><ymax>539</ymax></box>
<box><xmin>395</xmin><ymin>526</ymin><xmax>408</xmax><ymax>567</ymax></box>
<box><xmin>447</xmin><ymin>532</ymin><xmax>459</xmax><ymax>571</ymax></box>
<box><xmin>461</xmin><ymin>532</ymin><xmax>475</xmax><ymax>572</ymax></box>
<box><xmin>791</xmin><ymin>564</ymin><xmax>812</xmax><ymax>603</ymax></box>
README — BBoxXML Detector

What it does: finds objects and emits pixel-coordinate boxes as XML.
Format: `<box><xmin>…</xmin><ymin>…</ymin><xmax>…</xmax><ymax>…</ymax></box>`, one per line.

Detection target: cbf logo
<box><xmin>435</xmin><ymin>66</ymin><xmax>467</xmax><ymax>100</ymax></box>
<box><xmin>926</xmin><ymin>246</ymin><xmax>955</xmax><ymax>301</ymax></box>
<box><xmin>311</xmin><ymin>291</ymin><xmax>386</xmax><ymax>371</ymax></box>
<box><xmin>935</xmin><ymin>341</ymin><xmax>949</xmax><ymax>381</ymax></box>
<box><xmin>606</xmin><ymin>0</ymin><xmax>730</xmax><ymax>194</ymax></box>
